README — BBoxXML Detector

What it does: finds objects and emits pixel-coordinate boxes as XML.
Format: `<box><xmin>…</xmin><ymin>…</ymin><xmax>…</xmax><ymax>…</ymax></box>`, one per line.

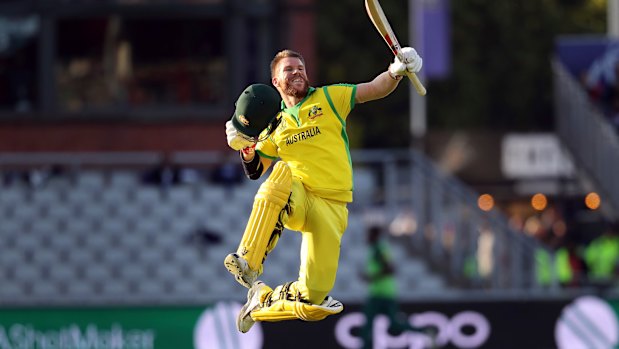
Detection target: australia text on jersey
<box><xmin>285</xmin><ymin>127</ymin><xmax>321</xmax><ymax>146</ymax></box>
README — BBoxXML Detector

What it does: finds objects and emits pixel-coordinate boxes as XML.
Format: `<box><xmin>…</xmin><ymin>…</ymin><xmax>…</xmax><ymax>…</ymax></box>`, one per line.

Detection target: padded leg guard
<box><xmin>238</xmin><ymin>161</ymin><xmax>292</xmax><ymax>271</ymax></box>
<box><xmin>250</xmin><ymin>282</ymin><xmax>344</xmax><ymax>322</ymax></box>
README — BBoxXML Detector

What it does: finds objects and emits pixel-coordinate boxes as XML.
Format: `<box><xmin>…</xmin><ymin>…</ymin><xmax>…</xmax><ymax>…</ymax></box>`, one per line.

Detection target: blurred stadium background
<box><xmin>0</xmin><ymin>0</ymin><xmax>618</xmax><ymax>348</ymax></box>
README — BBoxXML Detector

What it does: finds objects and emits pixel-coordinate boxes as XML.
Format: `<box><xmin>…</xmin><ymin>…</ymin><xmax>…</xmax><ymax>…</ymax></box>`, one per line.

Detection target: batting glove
<box><xmin>226</xmin><ymin>120</ymin><xmax>256</xmax><ymax>151</ymax></box>
<box><xmin>389</xmin><ymin>47</ymin><xmax>423</xmax><ymax>77</ymax></box>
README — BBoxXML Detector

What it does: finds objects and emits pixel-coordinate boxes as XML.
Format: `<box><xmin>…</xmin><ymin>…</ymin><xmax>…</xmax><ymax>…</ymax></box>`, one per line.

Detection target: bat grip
<box><xmin>405</xmin><ymin>71</ymin><xmax>426</xmax><ymax>96</ymax></box>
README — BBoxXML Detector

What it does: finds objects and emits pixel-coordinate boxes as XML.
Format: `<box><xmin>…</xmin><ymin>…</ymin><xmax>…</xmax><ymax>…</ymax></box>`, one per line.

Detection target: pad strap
<box><xmin>251</xmin><ymin>282</ymin><xmax>344</xmax><ymax>322</ymax></box>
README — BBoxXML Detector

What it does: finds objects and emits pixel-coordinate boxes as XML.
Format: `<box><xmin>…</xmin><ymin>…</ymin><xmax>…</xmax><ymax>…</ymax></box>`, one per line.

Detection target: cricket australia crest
<box><xmin>308</xmin><ymin>105</ymin><xmax>323</xmax><ymax>120</ymax></box>
<box><xmin>238</xmin><ymin>115</ymin><xmax>250</xmax><ymax>126</ymax></box>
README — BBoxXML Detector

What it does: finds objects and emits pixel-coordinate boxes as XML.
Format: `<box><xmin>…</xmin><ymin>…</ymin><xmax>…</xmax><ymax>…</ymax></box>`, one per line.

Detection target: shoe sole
<box><xmin>224</xmin><ymin>254</ymin><xmax>252</xmax><ymax>289</ymax></box>
<box><xmin>237</xmin><ymin>282</ymin><xmax>263</xmax><ymax>333</ymax></box>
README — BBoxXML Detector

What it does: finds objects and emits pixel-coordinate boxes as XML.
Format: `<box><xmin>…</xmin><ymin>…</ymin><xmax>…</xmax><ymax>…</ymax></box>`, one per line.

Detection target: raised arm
<box><xmin>355</xmin><ymin>47</ymin><xmax>422</xmax><ymax>104</ymax></box>
<box><xmin>356</xmin><ymin>71</ymin><xmax>401</xmax><ymax>104</ymax></box>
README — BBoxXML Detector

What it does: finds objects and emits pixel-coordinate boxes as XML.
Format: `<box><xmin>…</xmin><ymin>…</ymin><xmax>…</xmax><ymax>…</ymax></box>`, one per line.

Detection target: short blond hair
<box><xmin>270</xmin><ymin>49</ymin><xmax>306</xmax><ymax>78</ymax></box>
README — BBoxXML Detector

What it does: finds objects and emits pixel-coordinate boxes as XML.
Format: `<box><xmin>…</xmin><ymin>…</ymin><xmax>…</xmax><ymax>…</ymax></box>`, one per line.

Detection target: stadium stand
<box><xmin>0</xmin><ymin>149</ymin><xmax>546</xmax><ymax>307</ymax></box>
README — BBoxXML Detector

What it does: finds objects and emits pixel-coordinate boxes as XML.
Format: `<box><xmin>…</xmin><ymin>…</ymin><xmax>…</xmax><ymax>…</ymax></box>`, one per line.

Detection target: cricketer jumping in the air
<box><xmin>224</xmin><ymin>48</ymin><xmax>423</xmax><ymax>333</ymax></box>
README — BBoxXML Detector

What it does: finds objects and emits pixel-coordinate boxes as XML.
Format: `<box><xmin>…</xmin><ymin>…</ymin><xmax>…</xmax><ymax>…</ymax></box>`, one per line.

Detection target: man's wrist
<box><xmin>241</xmin><ymin>151</ymin><xmax>255</xmax><ymax>162</ymax></box>
<box><xmin>240</xmin><ymin>149</ymin><xmax>262</xmax><ymax>180</ymax></box>
<box><xmin>240</xmin><ymin>144</ymin><xmax>256</xmax><ymax>161</ymax></box>
<box><xmin>388</xmin><ymin>70</ymin><xmax>403</xmax><ymax>81</ymax></box>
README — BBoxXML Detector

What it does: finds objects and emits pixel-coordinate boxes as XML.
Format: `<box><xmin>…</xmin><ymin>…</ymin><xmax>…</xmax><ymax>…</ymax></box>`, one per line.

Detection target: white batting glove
<box><xmin>226</xmin><ymin>120</ymin><xmax>256</xmax><ymax>151</ymax></box>
<box><xmin>389</xmin><ymin>47</ymin><xmax>423</xmax><ymax>77</ymax></box>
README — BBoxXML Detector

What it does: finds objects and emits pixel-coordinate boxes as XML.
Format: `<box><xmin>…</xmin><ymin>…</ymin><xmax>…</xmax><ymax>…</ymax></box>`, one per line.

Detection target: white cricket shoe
<box><xmin>320</xmin><ymin>296</ymin><xmax>343</xmax><ymax>310</ymax></box>
<box><xmin>237</xmin><ymin>281</ymin><xmax>266</xmax><ymax>333</ymax></box>
<box><xmin>224</xmin><ymin>253</ymin><xmax>259</xmax><ymax>289</ymax></box>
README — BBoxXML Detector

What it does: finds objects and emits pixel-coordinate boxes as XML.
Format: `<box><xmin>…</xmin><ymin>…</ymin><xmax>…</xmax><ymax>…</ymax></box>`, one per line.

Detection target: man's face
<box><xmin>272</xmin><ymin>57</ymin><xmax>309</xmax><ymax>98</ymax></box>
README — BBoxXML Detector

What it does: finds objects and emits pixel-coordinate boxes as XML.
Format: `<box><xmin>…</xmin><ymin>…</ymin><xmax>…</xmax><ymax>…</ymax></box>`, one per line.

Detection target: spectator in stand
<box><xmin>555</xmin><ymin>236</ymin><xmax>588</xmax><ymax>288</ymax></box>
<box><xmin>211</xmin><ymin>153</ymin><xmax>244</xmax><ymax>189</ymax></box>
<box><xmin>141</xmin><ymin>155</ymin><xmax>181</xmax><ymax>187</ymax></box>
<box><xmin>141</xmin><ymin>154</ymin><xmax>202</xmax><ymax>187</ymax></box>
<box><xmin>585</xmin><ymin>222</ymin><xmax>619</xmax><ymax>290</ymax></box>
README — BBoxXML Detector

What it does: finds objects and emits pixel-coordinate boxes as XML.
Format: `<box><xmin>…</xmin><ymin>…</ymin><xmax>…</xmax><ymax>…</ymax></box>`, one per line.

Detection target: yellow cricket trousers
<box><xmin>284</xmin><ymin>178</ymin><xmax>349</xmax><ymax>305</ymax></box>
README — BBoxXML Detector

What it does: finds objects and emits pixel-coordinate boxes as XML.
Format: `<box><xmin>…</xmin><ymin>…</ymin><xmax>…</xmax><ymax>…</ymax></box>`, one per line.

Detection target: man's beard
<box><xmin>284</xmin><ymin>75</ymin><xmax>309</xmax><ymax>98</ymax></box>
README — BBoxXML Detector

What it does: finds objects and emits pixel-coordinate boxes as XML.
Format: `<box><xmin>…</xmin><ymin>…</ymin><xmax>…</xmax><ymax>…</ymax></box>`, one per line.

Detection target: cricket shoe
<box><xmin>224</xmin><ymin>253</ymin><xmax>259</xmax><ymax>289</ymax></box>
<box><xmin>319</xmin><ymin>296</ymin><xmax>343</xmax><ymax>311</ymax></box>
<box><xmin>237</xmin><ymin>280</ymin><xmax>266</xmax><ymax>333</ymax></box>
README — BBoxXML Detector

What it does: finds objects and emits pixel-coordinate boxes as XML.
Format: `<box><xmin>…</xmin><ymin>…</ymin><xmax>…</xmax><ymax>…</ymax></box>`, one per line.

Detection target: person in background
<box><xmin>555</xmin><ymin>236</ymin><xmax>588</xmax><ymax>288</ymax></box>
<box><xmin>359</xmin><ymin>225</ymin><xmax>433</xmax><ymax>349</ymax></box>
<box><xmin>585</xmin><ymin>222</ymin><xmax>619</xmax><ymax>290</ymax></box>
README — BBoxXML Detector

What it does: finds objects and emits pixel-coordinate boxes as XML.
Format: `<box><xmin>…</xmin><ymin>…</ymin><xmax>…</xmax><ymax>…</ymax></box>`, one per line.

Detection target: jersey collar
<box><xmin>281</xmin><ymin>86</ymin><xmax>316</xmax><ymax>112</ymax></box>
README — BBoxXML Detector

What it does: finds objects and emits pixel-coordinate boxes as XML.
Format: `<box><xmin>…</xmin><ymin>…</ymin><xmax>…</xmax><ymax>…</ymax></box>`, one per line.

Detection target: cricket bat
<box><xmin>365</xmin><ymin>0</ymin><xmax>427</xmax><ymax>96</ymax></box>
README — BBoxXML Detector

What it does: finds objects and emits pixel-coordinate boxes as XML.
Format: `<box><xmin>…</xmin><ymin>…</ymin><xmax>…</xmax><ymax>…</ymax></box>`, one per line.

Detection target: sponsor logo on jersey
<box><xmin>285</xmin><ymin>126</ymin><xmax>321</xmax><ymax>146</ymax></box>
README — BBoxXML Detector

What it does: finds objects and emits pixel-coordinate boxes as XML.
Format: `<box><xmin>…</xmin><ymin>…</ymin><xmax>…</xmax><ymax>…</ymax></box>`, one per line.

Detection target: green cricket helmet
<box><xmin>231</xmin><ymin>83</ymin><xmax>282</xmax><ymax>141</ymax></box>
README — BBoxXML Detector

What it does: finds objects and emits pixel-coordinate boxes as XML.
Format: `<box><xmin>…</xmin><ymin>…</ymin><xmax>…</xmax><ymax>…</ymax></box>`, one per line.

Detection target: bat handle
<box><xmin>405</xmin><ymin>71</ymin><xmax>427</xmax><ymax>96</ymax></box>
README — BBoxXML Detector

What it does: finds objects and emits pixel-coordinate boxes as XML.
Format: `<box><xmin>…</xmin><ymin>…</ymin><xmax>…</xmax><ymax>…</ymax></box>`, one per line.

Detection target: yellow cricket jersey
<box><xmin>256</xmin><ymin>84</ymin><xmax>357</xmax><ymax>203</ymax></box>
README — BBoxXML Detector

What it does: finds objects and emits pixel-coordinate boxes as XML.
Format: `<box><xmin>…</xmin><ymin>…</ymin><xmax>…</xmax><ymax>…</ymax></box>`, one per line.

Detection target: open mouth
<box><xmin>290</xmin><ymin>77</ymin><xmax>304</xmax><ymax>84</ymax></box>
